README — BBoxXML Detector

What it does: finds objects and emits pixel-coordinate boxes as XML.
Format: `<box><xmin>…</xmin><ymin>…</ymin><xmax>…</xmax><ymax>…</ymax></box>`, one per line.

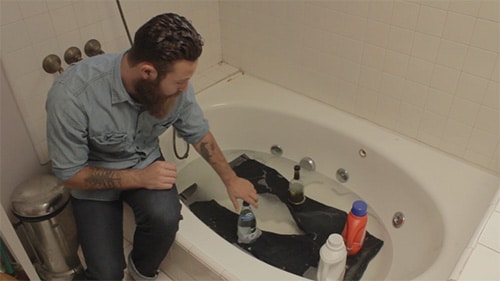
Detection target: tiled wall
<box><xmin>0</xmin><ymin>0</ymin><xmax>221</xmax><ymax>164</ymax></box>
<box><xmin>0</xmin><ymin>0</ymin><xmax>498</xmax><ymax>174</ymax></box>
<box><xmin>220</xmin><ymin>0</ymin><xmax>499</xmax><ymax>174</ymax></box>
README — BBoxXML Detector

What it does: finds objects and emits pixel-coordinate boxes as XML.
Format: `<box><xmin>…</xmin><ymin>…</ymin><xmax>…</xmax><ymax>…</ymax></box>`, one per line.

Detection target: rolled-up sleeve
<box><xmin>173</xmin><ymin>83</ymin><xmax>209</xmax><ymax>144</ymax></box>
<box><xmin>46</xmin><ymin>82</ymin><xmax>89</xmax><ymax>181</ymax></box>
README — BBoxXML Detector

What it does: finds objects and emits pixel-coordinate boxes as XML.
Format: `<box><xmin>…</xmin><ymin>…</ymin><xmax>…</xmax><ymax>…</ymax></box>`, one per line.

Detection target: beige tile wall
<box><xmin>0</xmin><ymin>0</ymin><xmax>222</xmax><ymax>164</ymax></box>
<box><xmin>220</xmin><ymin>0</ymin><xmax>499</xmax><ymax>174</ymax></box>
<box><xmin>0</xmin><ymin>0</ymin><xmax>498</xmax><ymax>174</ymax></box>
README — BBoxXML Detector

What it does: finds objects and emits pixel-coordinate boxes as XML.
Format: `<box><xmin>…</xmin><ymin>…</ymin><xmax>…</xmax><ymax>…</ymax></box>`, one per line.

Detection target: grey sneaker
<box><xmin>127</xmin><ymin>252</ymin><xmax>159</xmax><ymax>281</ymax></box>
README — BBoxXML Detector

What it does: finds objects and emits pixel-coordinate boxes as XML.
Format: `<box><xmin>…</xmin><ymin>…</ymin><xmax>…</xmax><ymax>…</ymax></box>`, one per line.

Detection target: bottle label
<box><xmin>237</xmin><ymin>228</ymin><xmax>262</xmax><ymax>244</ymax></box>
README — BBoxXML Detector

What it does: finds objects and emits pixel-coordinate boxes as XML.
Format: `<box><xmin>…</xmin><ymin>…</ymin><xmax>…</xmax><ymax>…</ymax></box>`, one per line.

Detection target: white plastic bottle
<box><xmin>317</xmin><ymin>233</ymin><xmax>347</xmax><ymax>281</ymax></box>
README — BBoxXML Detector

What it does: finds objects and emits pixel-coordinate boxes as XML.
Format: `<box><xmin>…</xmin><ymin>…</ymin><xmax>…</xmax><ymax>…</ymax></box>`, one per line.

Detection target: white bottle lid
<box><xmin>320</xmin><ymin>233</ymin><xmax>347</xmax><ymax>264</ymax></box>
<box><xmin>327</xmin><ymin>234</ymin><xmax>344</xmax><ymax>250</ymax></box>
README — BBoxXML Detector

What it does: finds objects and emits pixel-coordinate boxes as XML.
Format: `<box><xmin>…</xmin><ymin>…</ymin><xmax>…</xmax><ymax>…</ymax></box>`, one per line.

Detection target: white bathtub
<box><xmin>157</xmin><ymin>73</ymin><xmax>498</xmax><ymax>281</ymax></box>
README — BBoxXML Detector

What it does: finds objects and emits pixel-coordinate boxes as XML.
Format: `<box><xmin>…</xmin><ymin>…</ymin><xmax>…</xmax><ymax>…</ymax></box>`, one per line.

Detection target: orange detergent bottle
<box><xmin>342</xmin><ymin>200</ymin><xmax>368</xmax><ymax>255</ymax></box>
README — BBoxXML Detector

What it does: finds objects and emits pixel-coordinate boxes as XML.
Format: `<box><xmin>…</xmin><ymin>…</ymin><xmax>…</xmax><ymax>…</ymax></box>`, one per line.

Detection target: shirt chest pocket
<box><xmin>89</xmin><ymin>132</ymin><xmax>130</xmax><ymax>153</ymax></box>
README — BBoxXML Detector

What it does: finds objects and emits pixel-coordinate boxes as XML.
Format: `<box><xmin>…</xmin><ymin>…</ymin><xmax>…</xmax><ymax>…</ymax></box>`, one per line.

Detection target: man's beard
<box><xmin>134</xmin><ymin>79</ymin><xmax>181</xmax><ymax>119</ymax></box>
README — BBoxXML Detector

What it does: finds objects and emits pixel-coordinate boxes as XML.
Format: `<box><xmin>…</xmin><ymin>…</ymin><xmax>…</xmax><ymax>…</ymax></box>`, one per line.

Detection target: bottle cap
<box><xmin>294</xmin><ymin>165</ymin><xmax>300</xmax><ymax>171</ymax></box>
<box><xmin>242</xmin><ymin>201</ymin><xmax>250</xmax><ymax>206</ymax></box>
<box><xmin>351</xmin><ymin>200</ymin><xmax>367</xmax><ymax>217</ymax></box>
<box><xmin>326</xmin><ymin>233</ymin><xmax>345</xmax><ymax>250</ymax></box>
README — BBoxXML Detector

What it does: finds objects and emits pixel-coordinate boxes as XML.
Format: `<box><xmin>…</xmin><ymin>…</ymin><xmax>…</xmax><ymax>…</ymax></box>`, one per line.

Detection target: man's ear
<box><xmin>140</xmin><ymin>63</ymin><xmax>158</xmax><ymax>80</ymax></box>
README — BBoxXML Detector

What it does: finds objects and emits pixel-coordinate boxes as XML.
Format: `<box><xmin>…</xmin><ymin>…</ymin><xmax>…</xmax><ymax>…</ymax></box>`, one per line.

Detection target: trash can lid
<box><xmin>10</xmin><ymin>174</ymin><xmax>69</xmax><ymax>218</ymax></box>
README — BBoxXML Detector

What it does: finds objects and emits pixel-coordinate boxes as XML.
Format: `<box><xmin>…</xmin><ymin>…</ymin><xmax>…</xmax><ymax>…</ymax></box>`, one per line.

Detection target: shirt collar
<box><xmin>111</xmin><ymin>51</ymin><xmax>138</xmax><ymax>107</ymax></box>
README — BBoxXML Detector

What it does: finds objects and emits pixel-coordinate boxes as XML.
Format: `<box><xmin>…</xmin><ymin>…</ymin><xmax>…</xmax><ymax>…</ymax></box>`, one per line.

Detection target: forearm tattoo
<box><xmin>199</xmin><ymin>141</ymin><xmax>215</xmax><ymax>165</ymax></box>
<box><xmin>85</xmin><ymin>167</ymin><xmax>121</xmax><ymax>189</ymax></box>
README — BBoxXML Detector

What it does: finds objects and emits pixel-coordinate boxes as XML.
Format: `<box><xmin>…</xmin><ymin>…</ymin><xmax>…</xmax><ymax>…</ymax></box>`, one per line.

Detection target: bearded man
<box><xmin>46</xmin><ymin>13</ymin><xmax>258</xmax><ymax>281</ymax></box>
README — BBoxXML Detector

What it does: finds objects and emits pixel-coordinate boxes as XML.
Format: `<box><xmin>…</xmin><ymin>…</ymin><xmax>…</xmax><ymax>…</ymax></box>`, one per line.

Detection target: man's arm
<box><xmin>193</xmin><ymin>131</ymin><xmax>258</xmax><ymax>211</ymax></box>
<box><xmin>63</xmin><ymin>161</ymin><xmax>177</xmax><ymax>191</ymax></box>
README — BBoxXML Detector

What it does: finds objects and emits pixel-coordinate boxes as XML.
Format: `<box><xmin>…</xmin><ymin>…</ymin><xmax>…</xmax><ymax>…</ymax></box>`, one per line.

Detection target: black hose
<box><xmin>116</xmin><ymin>0</ymin><xmax>133</xmax><ymax>46</ymax></box>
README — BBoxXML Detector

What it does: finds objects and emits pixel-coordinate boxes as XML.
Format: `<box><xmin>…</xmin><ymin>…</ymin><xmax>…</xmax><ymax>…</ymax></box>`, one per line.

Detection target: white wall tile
<box><xmin>379</xmin><ymin>72</ymin><xmax>406</xmax><ymax>100</ymax></box>
<box><xmin>391</xmin><ymin>1</ymin><xmax>420</xmax><ymax>29</ymax></box>
<box><xmin>355</xmin><ymin>86</ymin><xmax>379</xmax><ymax>120</ymax></box>
<box><xmin>492</xmin><ymin>59</ymin><xmax>499</xmax><ymax>82</ymax></box>
<box><xmin>387</xmin><ymin>26</ymin><xmax>414</xmax><ymax>54</ymax></box>
<box><xmin>470</xmin><ymin>19</ymin><xmax>499</xmax><ymax>53</ymax></box>
<box><xmin>341</xmin><ymin>13</ymin><xmax>367</xmax><ymax>42</ymax></box>
<box><xmin>467</xmin><ymin>128</ymin><xmax>499</xmax><ymax>159</ymax></box>
<box><xmin>415</xmin><ymin>0</ymin><xmax>450</xmax><ymax>10</ymax></box>
<box><xmin>383</xmin><ymin>49</ymin><xmax>409</xmax><ymax>77</ymax></box>
<box><xmin>362</xmin><ymin>43</ymin><xmax>386</xmax><ymax>69</ymax></box>
<box><xmin>442</xmin><ymin>118</ymin><xmax>473</xmax><ymax>148</ymax></box>
<box><xmin>18</xmin><ymin>0</ymin><xmax>48</xmax><ymax>18</ymax></box>
<box><xmin>340</xmin><ymin>37</ymin><xmax>364</xmax><ymax>63</ymax></box>
<box><xmin>475</xmin><ymin>106</ymin><xmax>500</xmax><ymax>135</ymax></box>
<box><xmin>0</xmin><ymin>1</ymin><xmax>22</xmax><ymax>25</ymax></box>
<box><xmin>367</xmin><ymin>0</ymin><xmax>394</xmax><ymax>24</ymax></box>
<box><xmin>412</xmin><ymin>32</ymin><xmax>440</xmax><ymax>62</ymax></box>
<box><xmin>425</xmin><ymin>88</ymin><xmax>453</xmax><ymax>115</ymax></box>
<box><xmin>2</xmin><ymin>46</ymin><xmax>37</xmax><ymax>77</ymax></box>
<box><xmin>416</xmin><ymin>5</ymin><xmax>447</xmax><ymax>36</ymax></box>
<box><xmin>448</xmin><ymin>0</ymin><xmax>481</xmax><ymax>17</ymax></box>
<box><xmin>49</xmin><ymin>4</ymin><xmax>78</xmax><ymax>35</ymax></box>
<box><xmin>72</xmin><ymin>1</ymin><xmax>100</xmax><ymax>27</ymax></box>
<box><xmin>456</xmin><ymin>72</ymin><xmax>489</xmax><ymax>103</ymax></box>
<box><xmin>407</xmin><ymin>56</ymin><xmax>434</xmax><ymax>84</ymax></box>
<box><xmin>418</xmin><ymin>110</ymin><xmax>447</xmax><ymax>142</ymax></box>
<box><xmin>430</xmin><ymin>64</ymin><xmax>460</xmax><ymax>94</ymax></box>
<box><xmin>401</xmin><ymin>80</ymin><xmax>428</xmax><ymax>107</ymax></box>
<box><xmin>463</xmin><ymin>47</ymin><xmax>497</xmax><ymax>78</ymax></box>
<box><xmin>375</xmin><ymin>95</ymin><xmax>400</xmax><ymax>129</ymax></box>
<box><xmin>395</xmin><ymin>102</ymin><xmax>423</xmax><ymax>137</ymax></box>
<box><xmin>358</xmin><ymin>65</ymin><xmax>382</xmax><ymax>91</ymax></box>
<box><xmin>449</xmin><ymin>97</ymin><xmax>481</xmax><ymax>126</ymax></box>
<box><xmin>365</xmin><ymin>20</ymin><xmax>391</xmax><ymax>47</ymax></box>
<box><xmin>436</xmin><ymin>39</ymin><xmax>468</xmax><ymax>69</ymax></box>
<box><xmin>1</xmin><ymin>20</ymin><xmax>32</xmax><ymax>54</ymax></box>
<box><xmin>478</xmin><ymin>0</ymin><xmax>500</xmax><ymax>22</ymax></box>
<box><xmin>24</xmin><ymin>12</ymin><xmax>56</xmax><ymax>45</ymax></box>
<box><xmin>482</xmin><ymin>81</ymin><xmax>499</xmax><ymax>109</ymax></box>
<box><xmin>442</xmin><ymin>11</ymin><xmax>476</xmax><ymax>44</ymax></box>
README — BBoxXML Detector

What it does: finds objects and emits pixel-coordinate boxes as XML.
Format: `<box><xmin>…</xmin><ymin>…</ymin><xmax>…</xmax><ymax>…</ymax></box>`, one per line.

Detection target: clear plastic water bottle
<box><xmin>237</xmin><ymin>201</ymin><xmax>262</xmax><ymax>244</ymax></box>
<box><xmin>342</xmin><ymin>200</ymin><xmax>368</xmax><ymax>255</ymax></box>
<box><xmin>317</xmin><ymin>233</ymin><xmax>347</xmax><ymax>281</ymax></box>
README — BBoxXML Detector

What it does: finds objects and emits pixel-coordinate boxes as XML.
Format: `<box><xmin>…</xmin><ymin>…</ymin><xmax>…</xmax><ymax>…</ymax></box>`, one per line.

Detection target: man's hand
<box><xmin>138</xmin><ymin>160</ymin><xmax>177</xmax><ymax>190</ymax></box>
<box><xmin>225</xmin><ymin>176</ymin><xmax>258</xmax><ymax>211</ymax></box>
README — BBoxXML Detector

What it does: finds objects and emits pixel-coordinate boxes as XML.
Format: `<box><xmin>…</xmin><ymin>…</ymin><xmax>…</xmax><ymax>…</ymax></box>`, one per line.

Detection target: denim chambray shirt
<box><xmin>46</xmin><ymin>52</ymin><xmax>209</xmax><ymax>201</ymax></box>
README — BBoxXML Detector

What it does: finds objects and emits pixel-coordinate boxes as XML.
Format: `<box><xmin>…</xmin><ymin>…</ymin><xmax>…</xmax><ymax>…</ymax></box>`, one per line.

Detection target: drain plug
<box><xmin>392</xmin><ymin>212</ymin><xmax>405</xmax><ymax>228</ymax></box>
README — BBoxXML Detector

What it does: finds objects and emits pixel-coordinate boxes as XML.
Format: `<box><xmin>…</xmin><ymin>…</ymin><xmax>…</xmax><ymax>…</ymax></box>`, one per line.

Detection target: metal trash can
<box><xmin>10</xmin><ymin>174</ymin><xmax>83</xmax><ymax>281</ymax></box>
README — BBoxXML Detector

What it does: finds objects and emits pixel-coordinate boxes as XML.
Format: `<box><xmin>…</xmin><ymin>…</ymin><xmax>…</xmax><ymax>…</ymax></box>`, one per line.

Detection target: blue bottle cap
<box><xmin>351</xmin><ymin>200</ymin><xmax>367</xmax><ymax>217</ymax></box>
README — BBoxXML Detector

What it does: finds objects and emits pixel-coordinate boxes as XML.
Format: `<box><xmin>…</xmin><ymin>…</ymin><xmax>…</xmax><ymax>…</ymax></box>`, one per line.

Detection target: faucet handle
<box><xmin>64</xmin><ymin>46</ymin><xmax>82</xmax><ymax>64</ymax></box>
<box><xmin>84</xmin><ymin>39</ymin><xmax>104</xmax><ymax>57</ymax></box>
<box><xmin>42</xmin><ymin>54</ymin><xmax>64</xmax><ymax>74</ymax></box>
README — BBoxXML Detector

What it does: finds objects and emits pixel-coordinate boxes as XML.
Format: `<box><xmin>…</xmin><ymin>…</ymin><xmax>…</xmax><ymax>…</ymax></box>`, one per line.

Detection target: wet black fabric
<box><xmin>190</xmin><ymin>200</ymin><xmax>319</xmax><ymax>276</ymax></box>
<box><xmin>188</xmin><ymin>154</ymin><xmax>384</xmax><ymax>280</ymax></box>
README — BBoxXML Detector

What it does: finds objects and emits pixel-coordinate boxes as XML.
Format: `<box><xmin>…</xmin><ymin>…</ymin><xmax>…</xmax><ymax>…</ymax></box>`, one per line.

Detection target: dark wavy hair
<box><xmin>127</xmin><ymin>13</ymin><xmax>204</xmax><ymax>77</ymax></box>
